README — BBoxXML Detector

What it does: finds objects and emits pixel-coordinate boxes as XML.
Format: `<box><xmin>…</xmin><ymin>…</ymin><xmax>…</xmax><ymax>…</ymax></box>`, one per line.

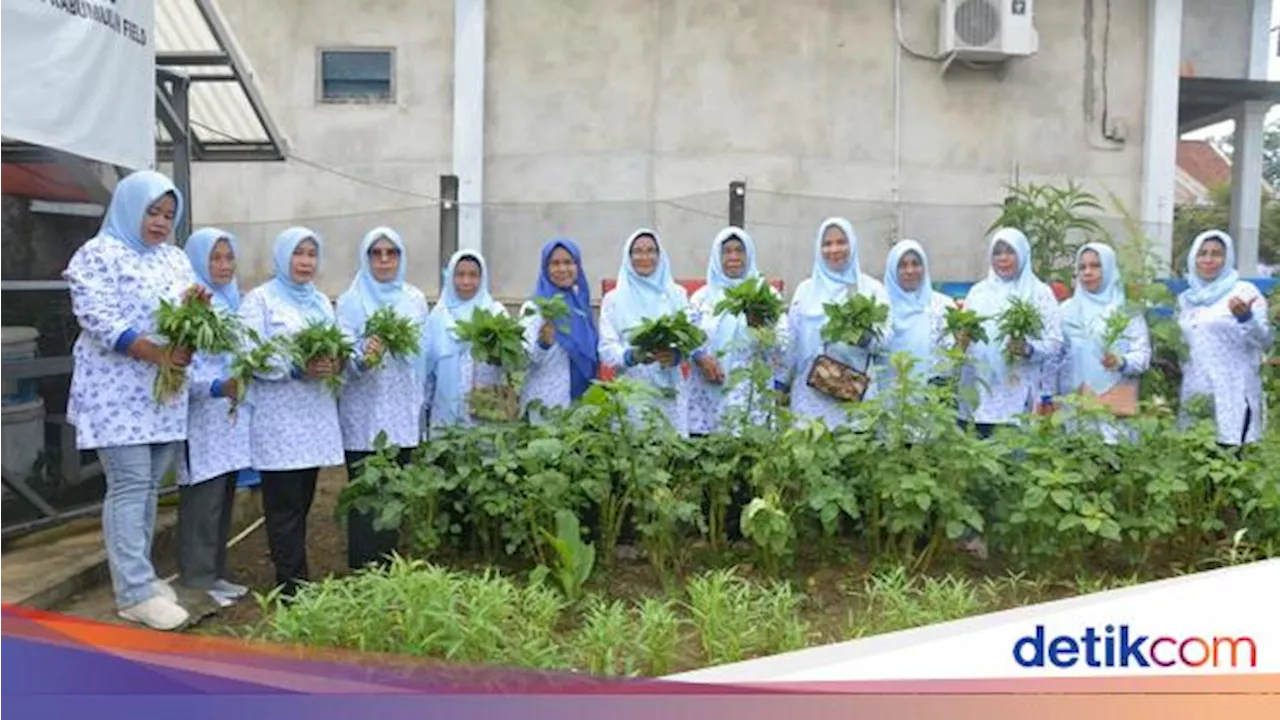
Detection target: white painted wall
<box><xmin>194</xmin><ymin>0</ymin><xmax>1162</xmax><ymax>299</ymax></box>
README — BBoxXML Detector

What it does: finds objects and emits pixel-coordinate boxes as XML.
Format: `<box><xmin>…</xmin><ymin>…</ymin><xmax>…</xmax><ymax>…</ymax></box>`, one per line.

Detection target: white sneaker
<box><xmin>211</xmin><ymin>578</ymin><xmax>249</xmax><ymax>599</ymax></box>
<box><xmin>207</xmin><ymin>590</ymin><xmax>235</xmax><ymax>609</ymax></box>
<box><xmin>118</xmin><ymin>596</ymin><xmax>189</xmax><ymax>631</ymax></box>
<box><xmin>151</xmin><ymin>579</ymin><xmax>178</xmax><ymax>602</ymax></box>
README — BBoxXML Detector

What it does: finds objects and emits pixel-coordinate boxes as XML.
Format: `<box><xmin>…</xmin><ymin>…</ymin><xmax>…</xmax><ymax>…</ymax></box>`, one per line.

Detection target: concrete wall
<box><xmin>1181</xmin><ymin>0</ymin><xmax>1254</xmax><ymax>80</ymax></box>
<box><xmin>195</xmin><ymin>0</ymin><xmax>1153</xmax><ymax>299</ymax></box>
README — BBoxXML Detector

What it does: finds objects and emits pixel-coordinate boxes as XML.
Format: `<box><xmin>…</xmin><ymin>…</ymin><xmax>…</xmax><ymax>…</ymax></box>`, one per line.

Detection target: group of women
<box><xmin>64</xmin><ymin>170</ymin><xmax>1274</xmax><ymax>631</ymax></box>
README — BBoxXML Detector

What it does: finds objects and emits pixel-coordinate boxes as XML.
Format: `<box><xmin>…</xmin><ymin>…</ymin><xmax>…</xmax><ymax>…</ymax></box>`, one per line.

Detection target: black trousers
<box><xmin>344</xmin><ymin>449</ymin><xmax>409</xmax><ymax>570</ymax></box>
<box><xmin>177</xmin><ymin>471</ymin><xmax>238</xmax><ymax>589</ymax></box>
<box><xmin>260</xmin><ymin>468</ymin><xmax>319</xmax><ymax>596</ymax></box>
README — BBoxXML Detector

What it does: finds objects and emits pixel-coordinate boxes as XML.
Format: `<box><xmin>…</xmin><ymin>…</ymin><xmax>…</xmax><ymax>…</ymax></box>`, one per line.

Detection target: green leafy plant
<box><xmin>532</xmin><ymin>509</ymin><xmax>596</xmax><ymax>603</ymax></box>
<box><xmin>521</xmin><ymin>295</ymin><xmax>574</xmax><ymax>334</ymax></box>
<box><xmin>994</xmin><ymin>297</ymin><xmax>1044</xmax><ymax>364</ymax></box>
<box><xmin>627</xmin><ymin>310</ymin><xmax>707</xmax><ymax>357</ymax></box>
<box><xmin>454</xmin><ymin>308</ymin><xmax>529</xmax><ymax>421</ymax></box>
<box><xmin>713</xmin><ymin>277</ymin><xmax>785</xmax><ymax>328</ymax></box>
<box><xmin>362</xmin><ymin>306</ymin><xmax>422</xmax><ymax>370</ymax></box>
<box><xmin>152</xmin><ymin>292</ymin><xmax>243</xmax><ymax>403</ymax></box>
<box><xmin>287</xmin><ymin>321</ymin><xmax>354</xmax><ymax>395</ymax></box>
<box><xmin>820</xmin><ymin>293</ymin><xmax>890</xmax><ymax>347</ymax></box>
<box><xmin>225</xmin><ymin>328</ymin><xmax>277</xmax><ymax>418</ymax></box>
<box><xmin>1099</xmin><ymin>307</ymin><xmax>1133</xmax><ymax>356</ymax></box>
<box><xmin>944</xmin><ymin>306</ymin><xmax>990</xmax><ymax>345</ymax></box>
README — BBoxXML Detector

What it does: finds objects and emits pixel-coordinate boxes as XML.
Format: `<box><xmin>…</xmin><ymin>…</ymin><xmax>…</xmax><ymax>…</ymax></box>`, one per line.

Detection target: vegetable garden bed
<box><xmin>209</xmin><ymin>361</ymin><xmax>1280</xmax><ymax>676</ymax></box>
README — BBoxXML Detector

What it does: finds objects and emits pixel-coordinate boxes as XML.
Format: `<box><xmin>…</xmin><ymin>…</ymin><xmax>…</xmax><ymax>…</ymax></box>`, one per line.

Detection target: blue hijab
<box><xmin>184</xmin><ymin>227</ymin><xmax>241</xmax><ymax>311</ymax></box>
<box><xmin>101</xmin><ymin>170</ymin><xmax>184</xmax><ymax>254</ymax></box>
<box><xmin>533</xmin><ymin>238</ymin><xmax>598</xmax><ymax>400</ymax></box>
<box><xmin>268</xmin><ymin>227</ymin><xmax>332</xmax><ymax>322</ymax></box>
<box><xmin>1183</xmin><ymin>230</ymin><xmax>1240</xmax><ymax>308</ymax></box>
<box><xmin>792</xmin><ymin>218</ymin><xmax>863</xmax><ymax>363</ymax></box>
<box><xmin>703</xmin><ymin>227</ymin><xmax>762</xmax><ymax>354</ymax></box>
<box><xmin>1062</xmin><ymin>243</ymin><xmax>1127</xmax><ymax>394</ymax></box>
<box><xmin>965</xmin><ymin>227</ymin><xmax>1049</xmax><ymax>383</ymax></box>
<box><xmin>341</xmin><ymin>227</ymin><xmax>416</xmax><ymax>318</ymax></box>
<box><xmin>611</xmin><ymin>229</ymin><xmax>688</xmax><ymax>333</ymax></box>
<box><xmin>884</xmin><ymin>239</ymin><xmax>934</xmax><ymax>371</ymax></box>
<box><xmin>426</xmin><ymin>250</ymin><xmax>495</xmax><ymax>424</ymax></box>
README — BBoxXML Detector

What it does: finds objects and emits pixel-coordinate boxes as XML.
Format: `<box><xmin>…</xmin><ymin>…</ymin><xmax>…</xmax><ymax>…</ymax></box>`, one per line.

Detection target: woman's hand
<box><xmin>651</xmin><ymin>348</ymin><xmax>677</xmax><ymax>368</ymax></box>
<box><xmin>538</xmin><ymin>320</ymin><xmax>556</xmax><ymax>347</ymax></box>
<box><xmin>182</xmin><ymin>284</ymin><xmax>212</xmax><ymax>304</ymax></box>
<box><xmin>364</xmin><ymin>335</ymin><xmax>385</xmax><ymax>364</ymax></box>
<box><xmin>127</xmin><ymin>337</ymin><xmax>192</xmax><ymax>368</ymax></box>
<box><xmin>220</xmin><ymin>377</ymin><xmax>241</xmax><ymax>401</ymax></box>
<box><xmin>1005</xmin><ymin>338</ymin><xmax>1030</xmax><ymax>359</ymax></box>
<box><xmin>1228</xmin><ymin>296</ymin><xmax>1256</xmax><ymax>319</ymax></box>
<box><xmin>306</xmin><ymin>356</ymin><xmax>338</xmax><ymax>379</ymax></box>
<box><xmin>697</xmin><ymin>353</ymin><xmax>725</xmax><ymax>384</ymax></box>
<box><xmin>1101</xmin><ymin>352</ymin><xmax>1122</xmax><ymax>371</ymax></box>
<box><xmin>955</xmin><ymin>330</ymin><xmax>971</xmax><ymax>352</ymax></box>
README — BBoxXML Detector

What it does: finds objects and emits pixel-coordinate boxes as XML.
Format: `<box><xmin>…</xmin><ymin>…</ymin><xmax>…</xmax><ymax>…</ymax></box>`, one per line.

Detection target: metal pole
<box><xmin>439</xmin><ymin>175</ymin><xmax>460</xmax><ymax>281</ymax></box>
<box><xmin>170</xmin><ymin>74</ymin><xmax>193</xmax><ymax>246</ymax></box>
<box><xmin>729</xmin><ymin>180</ymin><xmax>746</xmax><ymax>228</ymax></box>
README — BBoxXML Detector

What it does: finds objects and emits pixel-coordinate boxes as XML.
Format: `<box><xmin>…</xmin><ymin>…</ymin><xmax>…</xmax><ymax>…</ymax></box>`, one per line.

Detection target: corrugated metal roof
<box><xmin>153</xmin><ymin>0</ymin><xmax>285</xmax><ymax>160</ymax></box>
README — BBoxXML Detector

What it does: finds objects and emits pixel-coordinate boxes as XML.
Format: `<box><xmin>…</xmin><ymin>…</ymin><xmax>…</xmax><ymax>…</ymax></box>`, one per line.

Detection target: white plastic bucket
<box><xmin>2</xmin><ymin>396</ymin><xmax>46</xmax><ymax>482</ymax></box>
<box><xmin>2</xmin><ymin>326</ymin><xmax>41</xmax><ymax>404</ymax></box>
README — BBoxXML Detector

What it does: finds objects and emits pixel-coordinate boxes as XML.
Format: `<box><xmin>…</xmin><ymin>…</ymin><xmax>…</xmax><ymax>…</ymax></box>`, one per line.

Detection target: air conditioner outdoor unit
<box><xmin>938</xmin><ymin>0</ymin><xmax>1039</xmax><ymax>62</ymax></box>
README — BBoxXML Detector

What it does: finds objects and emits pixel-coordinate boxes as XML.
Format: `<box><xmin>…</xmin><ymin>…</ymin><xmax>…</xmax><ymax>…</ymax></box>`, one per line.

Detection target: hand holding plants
<box><xmin>1227</xmin><ymin>296</ymin><xmax>1256</xmax><ymax>319</ymax></box>
<box><xmin>697</xmin><ymin>353</ymin><xmax>725</xmax><ymax>384</ymax></box>
<box><xmin>538</xmin><ymin>320</ymin><xmax>556</xmax><ymax>348</ymax></box>
<box><xmin>364</xmin><ymin>335</ymin><xmax>386</xmax><ymax>366</ymax></box>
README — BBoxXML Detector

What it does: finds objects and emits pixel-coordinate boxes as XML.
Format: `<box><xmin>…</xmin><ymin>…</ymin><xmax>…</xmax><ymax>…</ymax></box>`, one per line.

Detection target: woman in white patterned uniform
<box><xmin>177</xmin><ymin>228</ymin><xmax>252</xmax><ymax>608</ymax></box>
<box><xmin>687</xmin><ymin>227</ymin><xmax>790</xmax><ymax>434</ymax></box>
<box><xmin>783</xmin><ymin>218</ymin><xmax>892</xmax><ymax>431</ymax></box>
<box><xmin>1177</xmin><ymin>230</ymin><xmax>1274</xmax><ymax>446</ymax></box>
<box><xmin>1052</xmin><ymin>243</ymin><xmax>1151</xmax><ymax>444</ymax></box>
<box><xmin>597</xmin><ymin>229</ymin><xmax>692</xmax><ymax>435</ymax></box>
<box><xmin>520</xmin><ymin>238</ymin><xmax>599</xmax><ymax>418</ymax></box>
<box><xmin>880</xmin><ymin>239</ymin><xmax>956</xmax><ymax>392</ymax></box>
<box><xmin>239</xmin><ymin>227</ymin><xmax>345</xmax><ymax>598</ymax></box>
<box><xmin>336</xmin><ymin>227</ymin><xmax>429</xmax><ymax>569</ymax></box>
<box><xmin>960</xmin><ymin>227</ymin><xmax>1064</xmax><ymax>439</ymax></box>
<box><xmin>63</xmin><ymin>170</ymin><xmax>199</xmax><ymax>630</ymax></box>
<box><xmin>423</xmin><ymin>250</ymin><xmax>509</xmax><ymax>433</ymax></box>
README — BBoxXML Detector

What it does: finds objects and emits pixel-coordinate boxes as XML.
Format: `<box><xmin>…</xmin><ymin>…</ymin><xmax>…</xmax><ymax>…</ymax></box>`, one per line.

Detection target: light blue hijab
<box><xmin>965</xmin><ymin>227</ymin><xmax>1048</xmax><ymax>383</ymax></box>
<box><xmin>101</xmin><ymin>170</ymin><xmax>184</xmax><ymax>254</ymax></box>
<box><xmin>425</xmin><ymin>250</ymin><xmax>495</xmax><ymax>425</ymax></box>
<box><xmin>268</xmin><ymin>227</ymin><xmax>332</xmax><ymax>322</ymax></box>
<box><xmin>611</xmin><ymin>229</ymin><xmax>688</xmax><ymax>334</ymax></box>
<box><xmin>1183</xmin><ymin>230</ymin><xmax>1240</xmax><ymax>308</ymax></box>
<box><xmin>884</xmin><ymin>239</ymin><xmax>934</xmax><ymax>373</ymax></box>
<box><xmin>1062</xmin><ymin>243</ymin><xmax>1126</xmax><ymax>394</ymax></box>
<box><xmin>342</xmin><ymin>227</ymin><xmax>415</xmax><ymax>318</ymax></box>
<box><xmin>792</xmin><ymin>218</ymin><xmax>862</xmax><ymax>363</ymax></box>
<box><xmin>184</xmin><ymin>227</ymin><xmax>240</xmax><ymax>311</ymax></box>
<box><xmin>704</xmin><ymin>227</ymin><xmax>762</xmax><ymax>354</ymax></box>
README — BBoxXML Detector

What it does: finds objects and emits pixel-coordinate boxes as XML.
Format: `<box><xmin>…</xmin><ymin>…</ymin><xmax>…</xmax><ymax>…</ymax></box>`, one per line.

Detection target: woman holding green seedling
<box><xmin>520</xmin><ymin>238</ymin><xmax>598</xmax><ymax>416</ymax></box>
<box><xmin>598</xmin><ymin>229</ymin><xmax>693</xmax><ymax>435</ymax></box>
<box><xmin>1052</xmin><ymin>243</ymin><xmax>1150</xmax><ymax>443</ymax></box>
<box><xmin>1177</xmin><ymin>230</ymin><xmax>1274</xmax><ymax>446</ymax></box>
<box><xmin>63</xmin><ymin>170</ymin><xmax>201</xmax><ymax>630</ymax></box>
<box><xmin>423</xmin><ymin>250</ymin><xmax>510</xmax><ymax>431</ymax></box>
<box><xmin>960</xmin><ymin>227</ymin><xmax>1063</xmax><ymax>438</ymax></box>
<box><xmin>177</xmin><ymin>227</ymin><xmax>252</xmax><ymax>608</ymax></box>
<box><xmin>335</xmin><ymin>227</ymin><xmax>429</xmax><ymax>569</ymax></box>
<box><xmin>239</xmin><ymin>227</ymin><xmax>345</xmax><ymax>598</ymax></box>
<box><xmin>687</xmin><ymin>226</ymin><xmax>790</xmax><ymax>433</ymax></box>
<box><xmin>784</xmin><ymin>217</ymin><xmax>893</xmax><ymax>430</ymax></box>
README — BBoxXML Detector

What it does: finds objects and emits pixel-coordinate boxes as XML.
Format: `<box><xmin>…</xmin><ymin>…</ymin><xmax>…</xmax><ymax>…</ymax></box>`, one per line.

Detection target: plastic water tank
<box><xmin>2</xmin><ymin>326</ymin><xmax>41</xmax><ymax>405</ymax></box>
<box><xmin>2</xmin><ymin>396</ymin><xmax>46</xmax><ymax>482</ymax></box>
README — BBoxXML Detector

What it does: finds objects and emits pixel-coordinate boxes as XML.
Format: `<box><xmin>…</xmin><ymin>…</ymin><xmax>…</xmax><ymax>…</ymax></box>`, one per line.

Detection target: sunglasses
<box><xmin>368</xmin><ymin>247</ymin><xmax>401</xmax><ymax>260</ymax></box>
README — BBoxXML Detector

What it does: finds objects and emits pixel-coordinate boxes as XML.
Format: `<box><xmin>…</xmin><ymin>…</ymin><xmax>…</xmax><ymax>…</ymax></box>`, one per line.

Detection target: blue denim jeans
<box><xmin>96</xmin><ymin>443</ymin><xmax>179</xmax><ymax>608</ymax></box>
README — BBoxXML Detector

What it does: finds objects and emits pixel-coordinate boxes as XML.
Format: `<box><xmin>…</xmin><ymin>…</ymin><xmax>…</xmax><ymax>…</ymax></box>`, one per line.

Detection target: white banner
<box><xmin>2</xmin><ymin>0</ymin><xmax>156</xmax><ymax>169</ymax></box>
<box><xmin>670</xmin><ymin>560</ymin><xmax>1280</xmax><ymax>682</ymax></box>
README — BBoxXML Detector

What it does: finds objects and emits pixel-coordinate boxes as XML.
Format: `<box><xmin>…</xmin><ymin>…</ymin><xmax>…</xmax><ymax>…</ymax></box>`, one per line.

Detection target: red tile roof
<box><xmin>1176</xmin><ymin>140</ymin><xmax>1232</xmax><ymax>191</ymax></box>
